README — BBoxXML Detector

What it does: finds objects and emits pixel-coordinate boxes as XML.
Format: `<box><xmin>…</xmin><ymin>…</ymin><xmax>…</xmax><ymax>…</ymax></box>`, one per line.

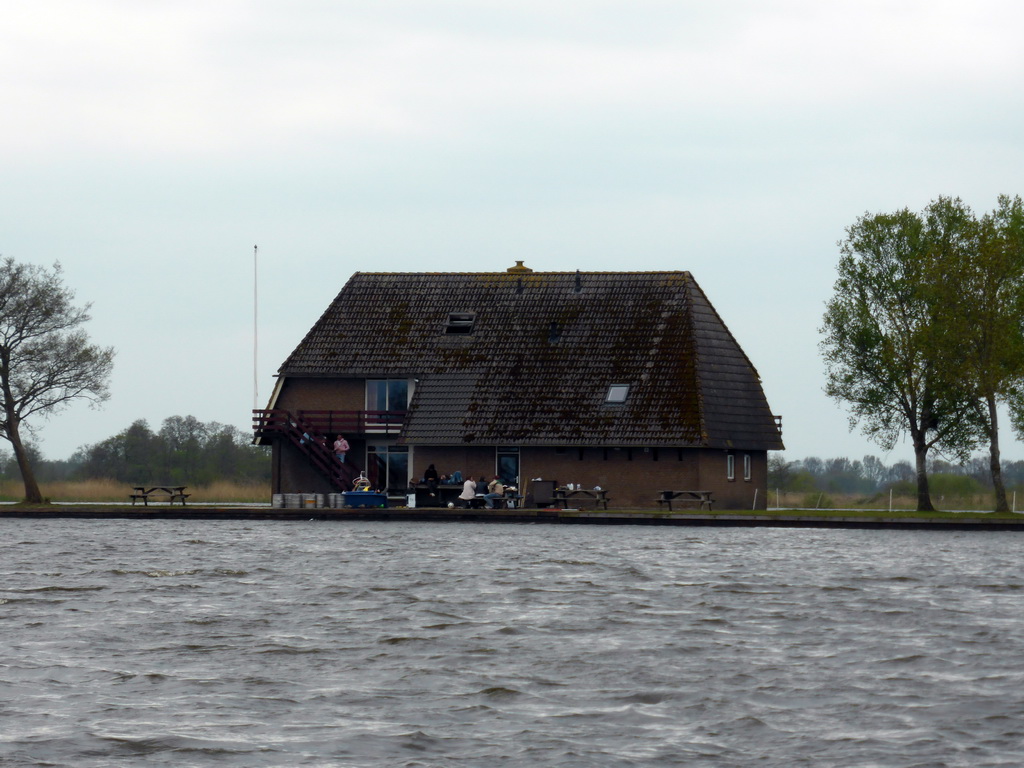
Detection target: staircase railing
<box><xmin>253</xmin><ymin>409</ymin><xmax>363</xmax><ymax>491</ymax></box>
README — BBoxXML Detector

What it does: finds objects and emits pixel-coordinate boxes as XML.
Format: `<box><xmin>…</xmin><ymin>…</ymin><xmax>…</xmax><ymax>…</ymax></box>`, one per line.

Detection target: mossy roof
<box><xmin>278</xmin><ymin>269</ymin><xmax>784</xmax><ymax>449</ymax></box>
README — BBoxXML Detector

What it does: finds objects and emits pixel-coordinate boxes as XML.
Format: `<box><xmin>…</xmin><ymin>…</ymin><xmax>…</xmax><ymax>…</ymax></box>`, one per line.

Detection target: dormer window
<box><xmin>445</xmin><ymin>312</ymin><xmax>476</xmax><ymax>334</ymax></box>
<box><xmin>605</xmin><ymin>384</ymin><xmax>630</xmax><ymax>403</ymax></box>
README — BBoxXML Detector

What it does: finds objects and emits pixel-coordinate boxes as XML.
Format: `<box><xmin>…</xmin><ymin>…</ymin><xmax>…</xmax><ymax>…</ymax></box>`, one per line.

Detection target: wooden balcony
<box><xmin>253</xmin><ymin>408</ymin><xmax>406</xmax><ymax>440</ymax></box>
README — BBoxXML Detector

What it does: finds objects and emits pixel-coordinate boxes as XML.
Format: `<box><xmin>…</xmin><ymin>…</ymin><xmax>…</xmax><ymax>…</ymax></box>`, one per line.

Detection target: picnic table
<box><xmin>130</xmin><ymin>486</ymin><xmax>190</xmax><ymax>506</ymax></box>
<box><xmin>657</xmin><ymin>490</ymin><xmax>713</xmax><ymax>511</ymax></box>
<box><xmin>553</xmin><ymin>487</ymin><xmax>610</xmax><ymax>510</ymax></box>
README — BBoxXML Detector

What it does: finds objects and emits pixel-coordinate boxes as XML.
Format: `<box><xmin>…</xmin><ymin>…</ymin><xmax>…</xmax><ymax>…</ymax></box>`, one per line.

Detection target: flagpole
<box><xmin>253</xmin><ymin>244</ymin><xmax>259</xmax><ymax>410</ymax></box>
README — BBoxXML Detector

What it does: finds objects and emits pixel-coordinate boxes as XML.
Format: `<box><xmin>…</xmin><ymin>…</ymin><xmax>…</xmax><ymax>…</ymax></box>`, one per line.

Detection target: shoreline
<box><xmin>2</xmin><ymin>505</ymin><xmax>1023</xmax><ymax>530</ymax></box>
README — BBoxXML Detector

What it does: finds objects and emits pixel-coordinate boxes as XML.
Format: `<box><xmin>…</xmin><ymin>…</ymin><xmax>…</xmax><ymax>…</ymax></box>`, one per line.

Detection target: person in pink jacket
<box><xmin>333</xmin><ymin>435</ymin><xmax>349</xmax><ymax>463</ymax></box>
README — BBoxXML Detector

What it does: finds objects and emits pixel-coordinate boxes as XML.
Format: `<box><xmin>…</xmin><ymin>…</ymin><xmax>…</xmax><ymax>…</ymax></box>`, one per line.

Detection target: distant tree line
<box><xmin>769</xmin><ymin>453</ymin><xmax>1024</xmax><ymax>499</ymax></box>
<box><xmin>0</xmin><ymin>416</ymin><xmax>269</xmax><ymax>485</ymax></box>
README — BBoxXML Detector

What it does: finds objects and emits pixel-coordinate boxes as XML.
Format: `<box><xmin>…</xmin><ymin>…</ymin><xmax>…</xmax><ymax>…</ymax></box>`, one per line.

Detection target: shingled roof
<box><xmin>278</xmin><ymin>268</ymin><xmax>783</xmax><ymax>450</ymax></box>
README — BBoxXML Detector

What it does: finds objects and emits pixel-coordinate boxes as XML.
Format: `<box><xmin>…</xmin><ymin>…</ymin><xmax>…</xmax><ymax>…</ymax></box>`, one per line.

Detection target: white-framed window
<box><xmin>366</xmin><ymin>379</ymin><xmax>409</xmax><ymax>412</ymax></box>
<box><xmin>743</xmin><ymin>454</ymin><xmax>752</xmax><ymax>481</ymax></box>
<box><xmin>605</xmin><ymin>384</ymin><xmax>630</xmax><ymax>403</ymax></box>
<box><xmin>365</xmin><ymin>379</ymin><xmax>409</xmax><ymax>432</ymax></box>
<box><xmin>726</xmin><ymin>453</ymin><xmax>735</xmax><ymax>481</ymax></box>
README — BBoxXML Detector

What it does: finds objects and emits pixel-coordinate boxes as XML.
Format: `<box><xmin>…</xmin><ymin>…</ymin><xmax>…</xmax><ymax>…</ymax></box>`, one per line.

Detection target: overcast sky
<box><xmin>2</xmin><ymin>1</ymin><xmax>1023</xmax><ymax>465</ymax></box>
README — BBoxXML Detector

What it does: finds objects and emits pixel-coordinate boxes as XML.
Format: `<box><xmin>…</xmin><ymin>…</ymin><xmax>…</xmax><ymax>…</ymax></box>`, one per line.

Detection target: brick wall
<box><xmin>272</xmin><ymin>441</ymin><xmax>337</xmax><ymax>495</ymax></box>
<box><xmin>696</xmin><ymin>450</ymin><xmax>768</xmax><ymax>510</ymax></box>
<box><xmin>410</xmin><ymin>446</ymin><xmax>768</xmax><ymax>510</ymax></box>
<box><xmin>276</xmin><ymin>377</ymin><xmax>364</xmax><ymax>412</ymax></box>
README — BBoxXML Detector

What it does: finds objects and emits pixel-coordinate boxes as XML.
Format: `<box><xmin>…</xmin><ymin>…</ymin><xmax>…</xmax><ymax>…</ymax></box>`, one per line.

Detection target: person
<box><xmin>476</xmin><ymin>476</ymin><xmax>488</xmax><ymax>494</ymax></box>
<box><xmin>459</xmin><ymin>476</ymin><xmax>477</xmax><ymax>508</ymax></box>
<box><xmin>302</xmin><ymin>431</ymin><xmax>326</xmax><ymax>448</ymax></box>
<box><xmin>333</xmin><ymin>434</ymin><xmax>349</xmax><ymax>463</ymax></box>
<box><xmin>421</xmin><ymin>463</ymin><xmax>440</xmax><ymax>504</ymax></box>
<box><xmin>484</xmin><ymin>475</ymin><xmax>505</xmax><ymax>508</ymax></box>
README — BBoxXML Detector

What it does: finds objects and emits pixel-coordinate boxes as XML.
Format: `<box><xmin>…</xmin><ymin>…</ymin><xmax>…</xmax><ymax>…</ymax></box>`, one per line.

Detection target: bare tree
<box><xmin>0</xmin><ymin>258</ymin><xmax>114</xmax><ymax>503</ymax></box>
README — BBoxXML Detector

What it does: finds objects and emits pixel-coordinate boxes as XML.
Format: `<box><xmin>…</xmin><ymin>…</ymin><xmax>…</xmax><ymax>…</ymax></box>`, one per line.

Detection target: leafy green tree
<box><xmin>927</xmin><ymin>196</ymin><xmax>1024</xmax><ymax>512</ymax></box>
<box><xmin>159</xmin><ymin>415</ymin><xmax>207</xmax><ymax>482</ymax></box>
<box><xmin>821</xmin><ymin>203</ymin><xmax>978</xmax><ymax>511</ymax></box>
<box><xmin>0</xmin><ymin>258</ymin><xmax>114</xmax><ymax>503</ymax></box>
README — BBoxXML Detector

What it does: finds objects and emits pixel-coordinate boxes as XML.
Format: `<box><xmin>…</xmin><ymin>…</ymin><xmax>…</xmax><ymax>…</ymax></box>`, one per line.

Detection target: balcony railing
<box><xmin>253</xmin><ymin>408</ymin><xmax>406</xmax><ymax>440</ymax></box>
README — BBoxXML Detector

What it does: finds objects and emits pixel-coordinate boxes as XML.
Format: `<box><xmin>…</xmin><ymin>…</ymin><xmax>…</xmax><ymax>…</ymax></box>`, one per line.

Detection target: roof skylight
<box><xmin>445</xmin><ymin>312</ymin><xmax>476</xmax><ymax>334</ymax></box>
<box><xmin>605</xmin><ymin>384</ymin><xmax>630</xmax><ymax>403</ymax></box>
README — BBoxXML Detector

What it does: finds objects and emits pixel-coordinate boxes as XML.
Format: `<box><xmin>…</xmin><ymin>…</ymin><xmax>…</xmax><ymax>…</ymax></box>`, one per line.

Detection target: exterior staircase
<box><xmin>253</xmin><ymin>410</ymin><xmax>362</xmax><ymax>491</ymax></box>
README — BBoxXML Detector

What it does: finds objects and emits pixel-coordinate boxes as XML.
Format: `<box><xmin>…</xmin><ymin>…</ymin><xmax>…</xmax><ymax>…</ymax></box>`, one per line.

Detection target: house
<box><xmin>253</xmin><ymin>263</ymin><xmax>783</xmax><ymax>509</ymax></box>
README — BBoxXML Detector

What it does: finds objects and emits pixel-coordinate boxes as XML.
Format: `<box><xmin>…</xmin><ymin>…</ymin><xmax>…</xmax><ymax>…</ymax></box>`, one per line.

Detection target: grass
<box><xmin>0</xmin><ymin>478</ymin><xmax>272</xmax><ymax>504</ymax></box>
<box><xmin>768</xmin><ymin>490</ymin><xmax>1024</xmax><ymax>514</ymax></box>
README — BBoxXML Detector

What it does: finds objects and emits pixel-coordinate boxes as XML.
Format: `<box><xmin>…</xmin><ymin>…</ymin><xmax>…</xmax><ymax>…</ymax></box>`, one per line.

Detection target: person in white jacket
<box><xmin>459</xmin><ymin>477</ymin><xmax>477</xmax><ymax>507</ymax></box>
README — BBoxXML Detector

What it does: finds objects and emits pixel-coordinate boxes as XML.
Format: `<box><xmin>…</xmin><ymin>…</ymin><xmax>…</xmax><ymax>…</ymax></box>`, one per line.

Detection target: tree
<box><xmin>74</xmin><ymin>415</ymin><xmax>269</xmax><ymax>485</ymax></box>
<box><xmin>0</xmin><ymin>258</ymin><xmax>114</xmax><ymax>502</ymax></box>
<box><xmin>861</xmin><ymin>455</ymin><xmax>889</xmax><ymax>489</ymax></box>
<box><xmin>820</xmin><ymin>203</ymin><xmax>978</xmax><ymax>511</ymax></box>
<box><xmin>927</xmin><ymin>196</ymin><xmax>1024</xmax><ymax>512</ymax></box>
<box><xmin>159</xmin><ymin>415</ymin><xmax>207</xmax><ymax>481</ymax></box>
<box><xmin>767</xmin><ymin>452</ymin><xmax>793</xmax><ymax>489</ymax></box>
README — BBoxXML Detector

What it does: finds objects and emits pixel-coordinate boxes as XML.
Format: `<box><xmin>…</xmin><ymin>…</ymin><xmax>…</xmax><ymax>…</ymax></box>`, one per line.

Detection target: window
<box><xmin>726</xmin><ymin>454</ymin><xmax>735</xmax><ymax>481</ymax></box>
<box><xmin>496</xmin><ymin>447</ymin><xmax>519</xmax><ymax>486</ymax></box>
<box><xmin>366</xmin><ymin>379</ymin><xmax>409</xmax><ymax>412</ymax></box>
<box><xmin>743</xmin><ymin>454</ymin><xmax>752</xmax><ymax>481</ymax></box>
<box><xmin>445</xmin><ymin>312</ymin><xmax>476</xmax><ymax>334</ymax></box>
<box><xmin>367</xmin><ymin>444</ymin><xmax>409</xmax><ymax>493</ymax></box>
<box><xmin>366</xmin><ymin>379</ymin><xmax>409</xmax><ymax>432</ymax></box>
<box><xmin>605</xmin><ymin>384</ymin><xmax>630</xmax><ymax>403</ymax></box>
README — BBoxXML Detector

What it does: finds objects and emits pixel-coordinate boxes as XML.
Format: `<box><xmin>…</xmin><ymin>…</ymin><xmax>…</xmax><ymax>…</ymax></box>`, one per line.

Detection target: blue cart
<box><xmin>342</xmin><ymin>491</ymin><xmax>388</xmax><ymax>509</ymax></box>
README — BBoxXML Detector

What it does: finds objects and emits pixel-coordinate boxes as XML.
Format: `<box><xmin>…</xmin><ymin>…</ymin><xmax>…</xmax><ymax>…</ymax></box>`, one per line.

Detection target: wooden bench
<box><xmin>131</xmin><ymin>486</ymin><xmax>190</xmax><ymax>506</ymax></box>
<box><xmin>657</xmin><ymin>490</ymin><xmax>713</xmax><ymax>511</ymax></box>
<box><xmin>468</xmin><ymin>494</ymin><xmax>506</xmax><ymax>509</ymax></box>
<box><xmin>554</xmin><ymin>487</ymin><xmax>610</xmax><ymax>510</ymax></box>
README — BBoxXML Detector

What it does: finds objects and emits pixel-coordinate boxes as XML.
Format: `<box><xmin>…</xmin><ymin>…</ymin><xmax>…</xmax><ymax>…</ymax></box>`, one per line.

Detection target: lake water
<box><xmin>3</xmin><ymin>520</ymin><xmax>1024</xmax><ymax>767</ymax></box>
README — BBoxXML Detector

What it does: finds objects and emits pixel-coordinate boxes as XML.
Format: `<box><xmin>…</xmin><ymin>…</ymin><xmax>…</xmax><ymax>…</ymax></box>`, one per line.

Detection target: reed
<box><xmin>770</xmin><ymin>489</ymin><xmax>1012</xmax><ymax>513</ymax></box>
<box><xmin>2</xmin><ymin>478</ymin><xmax>274</xmax><ymax>504</ymax></box>
<box><xmin>187</xmin><ymin>481</ymin><xmax>271</xmax><ymax>504</ymax></box>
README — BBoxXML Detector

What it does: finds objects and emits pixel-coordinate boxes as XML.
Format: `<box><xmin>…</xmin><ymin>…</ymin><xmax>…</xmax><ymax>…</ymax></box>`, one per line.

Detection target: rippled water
<box><xmin>3</xmin><ymin>520</ymin><xmax>1024</xmax><ymax>767</ymax></box>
